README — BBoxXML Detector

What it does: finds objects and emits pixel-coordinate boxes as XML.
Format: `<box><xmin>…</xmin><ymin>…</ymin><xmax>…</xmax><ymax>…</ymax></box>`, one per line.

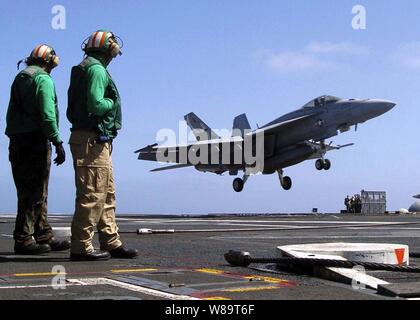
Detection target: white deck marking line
<box><xmin>0</xmin><ymin>282</ymin><xmax>84</xmax><ymax>289</ymax></box>
<box><xmin>79</xmin><ymin>278</ymin><xmax>200</xmax><ymax>300</ymax></box>
<box><xmin>346</xmin><ymin>227</ymin><xmax>420</xmax><ymax>230</ymax></box>
<box><xmin>119</xmin><ymin>218</ymin><xmax>409</xmax><ymax>225</ymax></box>
<box><xmin>0</xmin><ymin>285</ymin><xmax>57</xmax><ymax>289</ymax></box>
<box><xmin>214</xmin><ymin>223</ymin><xmax>305</xmax><ymax>228</ymax></box>
<box><xmin>0</xmin><ymin>278</ymin><xmax>199</xmax><ymax>300</ymax></box>
<box><xmin>212</xmin><ymin>234</ymin><xmax>420</xmax><ymax>240</ymax></box>
<box><xmin>213</xmin><ymin>226</ymin><xmax>420</xmax><ymax>232</ymax></box>
<box><xmin>155</xmin><ymin>222</ymin><xmax>420</xmax><ymax>234</ymax></box>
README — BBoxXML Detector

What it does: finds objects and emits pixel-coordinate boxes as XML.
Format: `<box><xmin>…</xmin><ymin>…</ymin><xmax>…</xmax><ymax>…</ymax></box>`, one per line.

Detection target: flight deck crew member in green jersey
<box><xmin>67</xmin><ymin>30</ymin><xmax>138</xmax><ymax>261</ymax></box>
<box><xmin>5</xmin><ymin>45</ymin><xmax>69</xmax><ymax>255</ymax></box>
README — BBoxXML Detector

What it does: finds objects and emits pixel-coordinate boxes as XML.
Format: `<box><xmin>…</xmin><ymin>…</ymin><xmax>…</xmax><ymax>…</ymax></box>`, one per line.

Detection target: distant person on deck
<box><xmin>344</xmin><ymin>196</ymin><xmax>350</xmax><ymax>213</ymax></box>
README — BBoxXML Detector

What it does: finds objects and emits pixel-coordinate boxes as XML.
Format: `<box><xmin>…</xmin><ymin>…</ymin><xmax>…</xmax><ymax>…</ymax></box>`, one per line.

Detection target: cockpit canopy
<box><xmin>302</xmin><ymin>95</ymin><xmax>342</xmax><ymax>108</ymax></box>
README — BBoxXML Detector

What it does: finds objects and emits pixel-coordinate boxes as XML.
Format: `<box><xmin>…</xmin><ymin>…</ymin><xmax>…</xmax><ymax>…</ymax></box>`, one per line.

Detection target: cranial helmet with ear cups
<box><xmin>82</xmin><ymin>30</ymin><xmax>123</xmax><ymax>58</ymax></box>
<box><xmin>18</xmin><ymin>44</ymin><xmax>60</xmax><ymax>70</ymax></box>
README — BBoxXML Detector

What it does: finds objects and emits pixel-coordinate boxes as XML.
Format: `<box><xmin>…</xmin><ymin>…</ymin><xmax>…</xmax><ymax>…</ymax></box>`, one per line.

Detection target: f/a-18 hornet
<box><xmin>136</xmin><ymin>96</ymin><xmax>396</xmax><ymax>192</ymax></box>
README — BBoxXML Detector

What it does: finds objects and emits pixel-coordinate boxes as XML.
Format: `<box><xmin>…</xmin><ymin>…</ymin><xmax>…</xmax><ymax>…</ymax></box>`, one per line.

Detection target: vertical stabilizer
<box><xmin>232</xmin><ymin>114</ymin><xmax>251</xmax><ymax>137</ymax></box>
<box><xmin>184</xmin><ymin>112</ymin><xmax>220</xmax><ymax>141</ymax></box>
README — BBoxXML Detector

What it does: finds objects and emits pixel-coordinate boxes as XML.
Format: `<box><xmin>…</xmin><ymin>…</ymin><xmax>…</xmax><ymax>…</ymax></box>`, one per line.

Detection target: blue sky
<box><xmin>0</xmin><ymin>0</ymin><xmax>419</xmax><ymax>214</ymax></box>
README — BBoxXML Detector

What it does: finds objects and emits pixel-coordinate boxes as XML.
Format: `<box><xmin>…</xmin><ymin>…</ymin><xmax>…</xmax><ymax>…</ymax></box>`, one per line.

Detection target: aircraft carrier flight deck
<box><xmin>1</xmin><ymin>213</ymin><xmax>420</xmax><ymax>300</ymax></box>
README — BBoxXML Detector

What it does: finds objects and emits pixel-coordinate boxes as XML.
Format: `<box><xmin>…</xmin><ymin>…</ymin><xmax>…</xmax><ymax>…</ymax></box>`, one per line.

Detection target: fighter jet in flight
<box><xmin>136</xmin><ymin>96</ymin><xmax>396</xmax><ymax>192</ymax></box>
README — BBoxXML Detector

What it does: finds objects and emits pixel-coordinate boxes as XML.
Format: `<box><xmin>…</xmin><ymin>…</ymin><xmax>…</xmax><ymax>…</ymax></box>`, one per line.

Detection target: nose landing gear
<box><xmin>233</xmin><ymin>178</ymin><xmax>244</xmax><ymax>193</ymax></box>
<box><xmin>233</xmin><ymin>174</ymin><xmax>249</xmax><ymax>193</ymax></box>
<box><xmin>278</xmin><ymin>170</ymin><xmax>292</xmax><ymax>191</ymax></box>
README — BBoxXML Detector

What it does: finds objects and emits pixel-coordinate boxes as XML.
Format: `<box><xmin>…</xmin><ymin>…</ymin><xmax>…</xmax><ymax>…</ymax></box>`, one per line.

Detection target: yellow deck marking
<box><xmin>195</xmin><ymin>269</ymin><xmax>289</xmax><ymax>285</ymax></box>
<box><xmin>244</xmin><ymin>276</ymin><xmax>289</xmax><ymax>284</ymax></box>
<box><xmin>223</xmin><ymin>285</ymin><xmax>280</xmax><ymax>293</ymax></box>
<box><xmin>14</xmin><ymin>272</ymin><xmax>65</xmax><ymax>277</ymax></box>
<box><xmin>195</xmin><ymin>268</ymin><xmax>225</xmax><ymax>275</ymax></box>
<box><xmin>110</xmin><ymin>268</ymin><xmax>158</xmax><ymax>273</ymax></box>
<box><xmin>204</xmin><ymin>297</ymin><xmax>231</xmax><ymax>300</ymax></box>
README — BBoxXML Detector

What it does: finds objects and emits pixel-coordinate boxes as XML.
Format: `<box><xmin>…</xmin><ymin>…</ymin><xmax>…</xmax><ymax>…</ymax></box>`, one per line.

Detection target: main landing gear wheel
<box><xmin>323</xmin><ymin>159</ymin><xmax>331</xmax><ymax>171</ymax></box>
<box><xmin>233</xmin><ymin>178</ymin><xmax>244</xmax><ymax>193</ymax></box>
<box><xmin>316</xmin><ymin>159</ymin><xmax>331</xmax><ymax>171</ymax></box>
<box><xmin>315</xmin><ymin>159</ymin><xmax>324</xmax><ymax>171</ymax></box>
<box><xmin>281</xmin><ymin>176</ymin><xmax>292</xmax><ymax>191</ymax></box>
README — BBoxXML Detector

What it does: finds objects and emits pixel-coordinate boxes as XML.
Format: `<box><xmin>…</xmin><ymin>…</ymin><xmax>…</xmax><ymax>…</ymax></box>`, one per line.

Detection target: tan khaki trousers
<box><xmin>69</xmin><ymin>130</ymin><xmax>122</xmax><ymax>254</ymax></box>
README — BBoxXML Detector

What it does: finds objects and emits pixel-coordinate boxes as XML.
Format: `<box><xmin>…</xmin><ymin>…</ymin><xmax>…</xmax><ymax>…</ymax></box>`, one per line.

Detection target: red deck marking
<box><xmin>395</xmin><ymin>248</ymin><xmax>405</xmax><ymax>265</ymax></box>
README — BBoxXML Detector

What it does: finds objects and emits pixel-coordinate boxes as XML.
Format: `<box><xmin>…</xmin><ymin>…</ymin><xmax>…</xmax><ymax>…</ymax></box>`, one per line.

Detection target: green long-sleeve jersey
<box><xmin>67</xmin><ymin>55</ymin><xmax>122</xmax><ymax>139</ymax></box>
<box><xmin>86</xmin><ymin>63</ymin><xmax>114</xmax><ymax>117</ymax></box>
<box><xmin>6</xmin><ymin>65</ymin><xmax>62</xmax><ymax>145</ymax></box>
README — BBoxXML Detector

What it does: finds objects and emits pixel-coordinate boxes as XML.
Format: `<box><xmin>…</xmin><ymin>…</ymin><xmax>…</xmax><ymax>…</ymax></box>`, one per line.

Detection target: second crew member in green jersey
<box><xmin>5</xmin><ymin>45</ymin><xmax>69</xmax><ymax>255</ymax></box>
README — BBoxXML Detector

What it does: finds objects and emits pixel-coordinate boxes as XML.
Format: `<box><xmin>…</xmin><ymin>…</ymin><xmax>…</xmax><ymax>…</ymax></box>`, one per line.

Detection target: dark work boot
<box><xmin>48</xmin><ymin>239</ymin><xmax>71</xmax><ymax>252</ymax></box>
<box><xmin>109</xmin><ymin>246</ymin><xmax>139</xmax><ymax>259</ymax></box>
<box><xmin>70</xmin><ymin>251</ymin><xmax>111</xmax><ymax>262</ymax></box>
<box><xmin>14</xmin><ymin>242</ymin><xmax>51</xmax><ymax>255</ymax></box>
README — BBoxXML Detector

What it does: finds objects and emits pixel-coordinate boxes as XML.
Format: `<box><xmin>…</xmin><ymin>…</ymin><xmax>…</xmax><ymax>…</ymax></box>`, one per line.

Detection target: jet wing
<box><xmin>135</xmin><ymin>143</ymin><xmax>184</xmax><ymax>163</ymax></box>
<box><xmin>150</xmin><ymin>164</ymin><xmax>194</xmax><ymax>172</ymax></box>
<box><xmin>136</xmin><ymin>136</ymin><xmax>244</xmax><ymax>164</ymax></box>
<box><xmin>248</xmin><ymin>111</ymin><xmax>323</xmax><ymax>138</ymax></box>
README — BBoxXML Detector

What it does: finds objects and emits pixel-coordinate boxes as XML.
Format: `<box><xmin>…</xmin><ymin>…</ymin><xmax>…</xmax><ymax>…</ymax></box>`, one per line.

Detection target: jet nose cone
<box><xmin>366</xmin><ymin>99</ymin><xmax>397</xmax><ymax>117</ymax></box>
<box><xmin>349</xmin><ymin>98</ymin><xmax>396</xmax><ymax>124</ymax></box>
<box><xmin>380</xmin><ymin>100</ymin><xmax>397</xmax><ymax>112</ymax></box>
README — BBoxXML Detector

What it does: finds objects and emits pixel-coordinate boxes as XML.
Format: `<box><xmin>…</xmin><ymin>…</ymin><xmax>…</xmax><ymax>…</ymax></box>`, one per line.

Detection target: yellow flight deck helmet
<box><xmin>18</xmin><ymin>44</ymin><xmax>60</xmax><ymax>69</ymax></box>
<box><xmin>82</xmin><ymin>30</ymin><xmax>123</xmax><ymax>58</ymax></box>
